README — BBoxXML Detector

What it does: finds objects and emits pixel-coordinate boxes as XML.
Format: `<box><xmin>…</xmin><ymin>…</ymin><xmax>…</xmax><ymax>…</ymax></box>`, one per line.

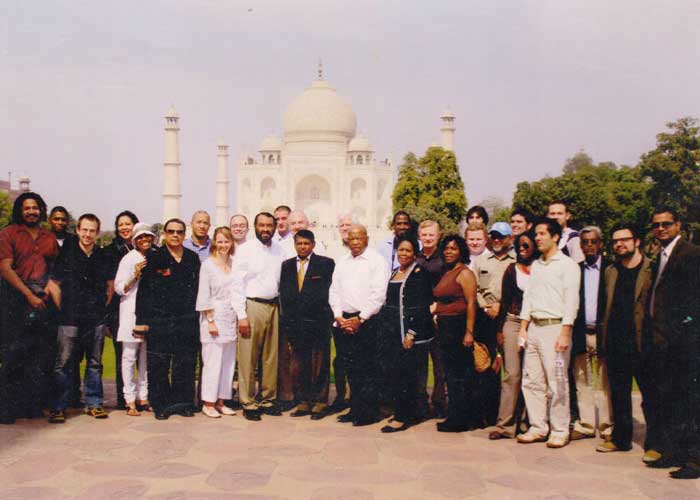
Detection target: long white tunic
<box><xmin>196</xmin><ymin>257</ymin><xmax>243</xmax><ymax>344</ymax></box>
<box><xmin>114</xmin><ymin>249</ymin><xmax>147</xmax><ymax>342</ymax></box>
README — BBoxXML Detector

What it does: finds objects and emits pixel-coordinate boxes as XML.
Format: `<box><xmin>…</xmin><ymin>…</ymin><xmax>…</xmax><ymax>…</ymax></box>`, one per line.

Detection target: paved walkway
<box><xmin>0</xmin><ymin>386</ymin><xmax>698</xmax><ymax>500</ymax></box>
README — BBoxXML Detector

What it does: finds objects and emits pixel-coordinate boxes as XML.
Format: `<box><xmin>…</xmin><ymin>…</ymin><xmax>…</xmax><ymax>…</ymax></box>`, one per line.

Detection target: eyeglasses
<box><xmin>651</xmin><ymin>221</ymin><xmax>675</xmax><ymax>229</ymax></box>
<box><xmin>612</xmin><ymin>236</ymin><xmax>634</xmax><ymax>244</ymax></box>
<box><xmin>165</xmin><ymin>229</ymin><xmax>185</xmax><ymax>235</ymax></box>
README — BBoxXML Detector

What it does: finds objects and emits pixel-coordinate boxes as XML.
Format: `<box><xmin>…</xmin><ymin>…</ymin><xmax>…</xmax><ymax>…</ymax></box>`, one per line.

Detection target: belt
<box><xmin>247</xmin><ymin>297</ymin><xmax>279</xmax><ymax>305</ymax></box>
<box><xmin>531</xmin><ymin>317</ymin><xmax>562</xmax><ymax>327</ymax></box>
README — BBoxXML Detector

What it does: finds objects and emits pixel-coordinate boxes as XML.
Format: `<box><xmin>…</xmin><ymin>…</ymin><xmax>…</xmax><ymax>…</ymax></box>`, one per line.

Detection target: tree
<box><xmin>512</xmin><ymin>156</ymin><xmax>651</xmax><ymax>237</ymax></box>
<box><xmin>392</xmin><ymin>146</ymin><xmax>468</xmax><ymax>234</ymax></box>
<box><xmin>638</xmin><ymin>116</ymin><xmax>700</xmax><ymax>225</ymax></box>
<box><xmin>0</xmin><ymin>191</ymin><xmax>12</xmax><ymax>229</ymax></box>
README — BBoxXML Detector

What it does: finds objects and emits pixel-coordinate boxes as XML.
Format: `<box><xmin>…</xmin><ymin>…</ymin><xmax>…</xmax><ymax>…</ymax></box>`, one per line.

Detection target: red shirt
<box><xmin>0</xmin><ymin>224</ymin><xmax>58</xmax><ymax>284</ymax></box>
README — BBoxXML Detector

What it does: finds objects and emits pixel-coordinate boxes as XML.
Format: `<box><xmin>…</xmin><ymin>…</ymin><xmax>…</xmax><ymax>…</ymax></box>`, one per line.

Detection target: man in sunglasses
<box><xmin>645</xmin><ymin>208</ymin><xmax>700</xmax><ymax>479</ymax></box>
<box><xmin>134</xmin><ymin>218</ymin><xmax>201</xmax><ymax>420</ymax></box>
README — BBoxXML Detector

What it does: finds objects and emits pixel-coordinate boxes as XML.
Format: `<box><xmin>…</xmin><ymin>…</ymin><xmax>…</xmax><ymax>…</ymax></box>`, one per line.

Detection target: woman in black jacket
<box><xmin>380</xmin><ymin>234</ymin><xmax>435</xmax><ymax>433</ymax></box>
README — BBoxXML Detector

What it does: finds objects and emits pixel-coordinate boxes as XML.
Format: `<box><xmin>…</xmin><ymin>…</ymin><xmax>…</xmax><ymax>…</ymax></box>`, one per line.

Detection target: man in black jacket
<box><xmin>645</xmin><ymin>208</ymin><xmax>700</xmax><ymax>479</ymax></box>
<box><xmin>570</xmin><ymin>226</ymin><xmax>612</xmax><ymax>441</ymax></box>
<box><xmin>134</xmin><ymin>218</ymin><xmax>201</xmax><ymax>420</ymax></box>
<box><xmin>279</xmin><ymin>230</ymin><xmax>335</xmax><ymax>420</ymax></box>
<box><xmin>280</xmin><ymin>229</ymin><xmax>335</xmax><ymax>420</ymax></box>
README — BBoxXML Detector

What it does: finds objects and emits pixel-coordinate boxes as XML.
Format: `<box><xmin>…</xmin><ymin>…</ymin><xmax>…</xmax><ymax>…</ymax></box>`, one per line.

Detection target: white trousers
<box><xmin>522</xmin><ymin>323</ymin><xmax>571</xmax><ymax>439</ymax></box>
<box><xmin>121</xmin><ymin>341</ymin><xmax>148</xmax><ymax>403</ymax></box>
<box><xmin>573</xmin><ymin>333</ymin><xmax>613</xmax><ymax>438</ymax></box>
<box><xmin>201</xmin><ymin>341</ymin><xmax>237</xmax><ymax>403</ymax></box>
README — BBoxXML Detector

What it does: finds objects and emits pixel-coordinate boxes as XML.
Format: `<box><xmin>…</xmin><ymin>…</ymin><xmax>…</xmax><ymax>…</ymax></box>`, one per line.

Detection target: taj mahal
<box><xmin>161</xmin><ymin>67</ymin><xmax>456</xmax><ymax>244</ymax></box>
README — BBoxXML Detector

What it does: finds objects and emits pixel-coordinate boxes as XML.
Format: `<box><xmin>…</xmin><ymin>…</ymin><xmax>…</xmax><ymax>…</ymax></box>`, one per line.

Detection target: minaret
<box><xmin>215</xmin><ymin>139</ymin><xmax>229</xmax><ymax>227</ymax></box>
<box><xmin>162</xmin><ymin>106</ymin><xmax>182</xmax><ymax>222</ymax></box>
<box><xmin>440</xmin><ymin>108</ymin><xmax>456</xmax><ymax>151</ymax></box>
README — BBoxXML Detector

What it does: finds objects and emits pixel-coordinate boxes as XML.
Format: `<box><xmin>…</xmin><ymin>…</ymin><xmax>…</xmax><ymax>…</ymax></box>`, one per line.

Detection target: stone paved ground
<box><xmin>0</xmin><ymin>386</ymin><xmax>698</xmax><ymax>500</ymax></box>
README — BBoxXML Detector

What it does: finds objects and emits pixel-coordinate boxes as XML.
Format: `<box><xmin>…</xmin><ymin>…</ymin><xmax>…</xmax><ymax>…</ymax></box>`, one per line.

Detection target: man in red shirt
<box><xmin>0</xmin><ymin>192</ymin><xmax>59</xmax><ymax>424</ymax></box>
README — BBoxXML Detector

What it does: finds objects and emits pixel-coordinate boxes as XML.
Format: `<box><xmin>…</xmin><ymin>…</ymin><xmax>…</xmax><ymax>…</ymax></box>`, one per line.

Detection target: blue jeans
<box><xmin>53</xmin><ymin>324</ymin><xmax>106</xmax><ymax>410</ymax></box>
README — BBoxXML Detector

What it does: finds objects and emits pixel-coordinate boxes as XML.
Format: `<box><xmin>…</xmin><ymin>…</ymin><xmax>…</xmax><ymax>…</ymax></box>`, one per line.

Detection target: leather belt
<box><xmin>247</xmin><ymin>297</ymin><xmax>279</xmax><ymax>305</ymax></box>
<box><xmin>531</xmin><ymin>317</ymin><xmax>562</xmax><ymax>327</ymax></box>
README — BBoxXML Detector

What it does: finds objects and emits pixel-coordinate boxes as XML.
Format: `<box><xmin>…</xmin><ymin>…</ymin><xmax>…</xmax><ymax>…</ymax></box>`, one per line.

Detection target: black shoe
<box><xmin>646</xmin><ymin>455</ymin><xmax>682</xmax><ymax>469</ymax></box>
<box><xmin>278</xmin><ymin>400</ymin><xmax>296</xmax><ymax>412</ymax></box>
<box><xmin>352</xmin><ymin>416</ymin><xmax>378</xmax><ymax>427</ymax></box>
<box><xmin>260</xmin><ymin>405</ymin><xmax>282</xmax><ymax>416</ymax></box>
<box><xmin>437</xmin><ymin>420</ymin><xmax>471</xmax><ymax>433</ymax></box>
<box><xmin>243</xmin><ymin>409</ymin><xmax>262</xmax><ymax>421</ymax></box>
<box><xmin>290</xmin><ymin>409</ymin><xmax>312</xmax><ymax>417</ymax></box>
<box><xmin>154</xmin><ymin>412</ymin><xmax>169</xmax><ymax>421</ymax></box>
<box><xmin>670</xmin><ymin>465</ymin><xmax>700</xmax><ymax>479</ymax></box>
<box><xmin>336</xmin><ymin>412</ymin><xmax>354</xmax><ymax>423</ymax></box>
<box><xmin>0</xmin><ymin>415</ymin><xmax>16</xmax><ymax>425</ymax></box>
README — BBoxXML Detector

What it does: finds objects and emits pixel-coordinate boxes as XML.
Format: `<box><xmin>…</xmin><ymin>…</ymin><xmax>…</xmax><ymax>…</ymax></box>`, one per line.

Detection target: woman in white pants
<box><xmin>114</xmin><ymin>223</ymin><xmax>155</xmax><ymax>416</ymax></box>
<box><xmin>196</xmin><ymin>227</ymin><xmax>243</xmax><ymax>418</ymax></box>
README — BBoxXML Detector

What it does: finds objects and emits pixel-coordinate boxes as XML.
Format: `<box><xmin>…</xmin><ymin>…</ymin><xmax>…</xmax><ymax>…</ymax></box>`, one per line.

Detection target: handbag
<box><xmin>473</xmin><ymin>341</ymin><xmax>491</xmax><ymax>373</ymax></box>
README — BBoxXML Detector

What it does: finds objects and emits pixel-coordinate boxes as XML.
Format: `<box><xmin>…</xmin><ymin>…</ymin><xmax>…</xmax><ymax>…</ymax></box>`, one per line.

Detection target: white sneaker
<box><xmin>216</xmin><ymin>405</ymin><xmax>236</xmax><ymax>416</ymax></box>
<box><xmin>202</xmin><ymin>406</ymin><xmax>221</xmax><ymax>418</ymax></box>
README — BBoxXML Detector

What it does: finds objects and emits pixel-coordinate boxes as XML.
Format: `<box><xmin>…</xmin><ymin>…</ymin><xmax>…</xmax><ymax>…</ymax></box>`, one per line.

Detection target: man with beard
<box><xmin>330</xmin><ymin>225</ymin><xmax>389</xmax><ymax>426</ymax></box>
<box><xmin>134</xmin><ymin>218</ymin><xmax>201</xmax><ymax>420</ymax></box>
<box><xmin>378</xmin><ymin>211</ymin><xmax>414</xmax><ymax>271</ymax></box>
<box><xmin>0</xmin><ymin>192</ymin><xmax>59</xmax><ymax>424</ymax></box>
<box><xmin>233</xmin><ymin>212</ymin><xmax>286</xmax><ymax>420</ymax></box>
<box><xmin>595</xmin><ymin>224</ymin><xmax>655</xmax><ymax>456</ymax></box>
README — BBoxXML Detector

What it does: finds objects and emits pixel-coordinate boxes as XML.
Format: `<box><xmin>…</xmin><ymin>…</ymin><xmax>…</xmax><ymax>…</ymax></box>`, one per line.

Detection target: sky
<box><xmin>2</xmin><ymin>0</ymin><xmax>700</xmax><ymax>226</ymax></box>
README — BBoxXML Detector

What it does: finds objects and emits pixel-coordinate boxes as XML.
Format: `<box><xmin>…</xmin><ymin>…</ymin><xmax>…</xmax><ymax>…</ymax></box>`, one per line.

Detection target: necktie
<box><xmin>297</xmin><ymin>258</ymin><xmax>307</xmax><ymax>291</ymax></box>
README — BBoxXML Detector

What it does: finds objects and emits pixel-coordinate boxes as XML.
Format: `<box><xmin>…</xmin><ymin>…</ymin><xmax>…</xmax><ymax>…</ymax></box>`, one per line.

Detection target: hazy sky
<box><xmin>3</xmin><ymin>0</ymin><xmax>700</xmax><ymax>227</ymax></box>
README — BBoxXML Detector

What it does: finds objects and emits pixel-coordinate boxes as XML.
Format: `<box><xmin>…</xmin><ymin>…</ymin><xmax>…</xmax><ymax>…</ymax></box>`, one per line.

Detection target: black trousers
<box><xmin>289</xmin><ymin>327</ymin><xmax>330</xmax><ymax>407</ymax></box>
<box><xmin>0</xmin><ymin>288</ymin><xmax>52</xmax><ymax>418</ymax></box>
<box><xmin>331</xmin><ymin>327</ymin><xmax>350</xmax><ymax>402</ymax></box>
<box><xmin>106</xmin><ymin>313</ymin><xmax>125</xmax><ymax>406</ymax></box>
<box><xmin>146</xmin><ymin>323</ymin><xmax>198</xmax><ymax>414</ymax></box>
<box><xmin>438</xmin><ymin>314</ymin><xmax>478</xmax><ymax>426</ymax></box>
<box><xmin>334</xmin><ymin>314</ymin><xmax>379</xmax><ymax>420</ymax></box>
<box><xmin>606</xmin><ymin>344</ymin><xmax>659</xmax><ymax>450</ymax></box>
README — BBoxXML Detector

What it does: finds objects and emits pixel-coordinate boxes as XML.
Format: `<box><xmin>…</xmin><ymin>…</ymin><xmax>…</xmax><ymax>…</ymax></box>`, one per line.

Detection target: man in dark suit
<box><xmin>645</xmin><ymin>207</ymin><xmax>700</xmax><ymax>479</ymax></box>
<box><xmin>279</xmin><ymin>229</ymin><xmax>335</xmax><ymax>420</ymax></box>
<box><xmin>570</xmin><ymin>226</ymin><xmax>613</xmax><ymax>441</ymax></box>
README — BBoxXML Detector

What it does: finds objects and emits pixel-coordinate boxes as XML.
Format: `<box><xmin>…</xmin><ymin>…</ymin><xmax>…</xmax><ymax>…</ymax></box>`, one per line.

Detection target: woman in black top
<box><xmin>103</xmin><ymin>210</ymin><xmax>139</xmax><ymax>410</ymax></box>
<box><xmin>380</xmin><ymin>235</ymin><xmax>435</xmax><ymax>433</ymax></box>
<box><xmin>489</xmin><ymin>230</ymin><xmax>538</xmax><ymax>439</ymax></box>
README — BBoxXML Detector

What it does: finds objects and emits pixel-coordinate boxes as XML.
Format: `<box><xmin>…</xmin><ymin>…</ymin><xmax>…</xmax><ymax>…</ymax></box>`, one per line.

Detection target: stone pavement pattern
<box><xmin>1</xmin><ymin>387</ymin><xmax>698</xmax><ymax>500</ymax></box>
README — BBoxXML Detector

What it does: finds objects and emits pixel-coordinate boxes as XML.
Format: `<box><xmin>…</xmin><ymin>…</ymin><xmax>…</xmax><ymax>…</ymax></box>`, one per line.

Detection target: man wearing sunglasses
<box><xmin>134</xmin><ymin>218</ymin><xmax>201</xmax><ymax>420</ymax></box>
<box><xmin>645</xmin><ymin>208</ymin><xmax>700</xmax><ymax>479</ymax></box>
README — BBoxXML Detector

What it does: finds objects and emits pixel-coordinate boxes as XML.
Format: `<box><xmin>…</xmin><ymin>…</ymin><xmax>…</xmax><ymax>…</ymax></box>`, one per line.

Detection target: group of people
<box><xmin>0</xmin><ymin>193</ymin><xmax>698</xmax><ymax>480</ymax></box>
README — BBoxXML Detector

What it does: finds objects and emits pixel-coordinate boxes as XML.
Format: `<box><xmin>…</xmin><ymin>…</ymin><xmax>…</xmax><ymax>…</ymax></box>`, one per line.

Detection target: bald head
<box><xmin>288</xmin><ymin>210</ymin><xmax>309</xmax><ymax>234</ymax></box>
<box><xmin>347</xmin><ymin>224</ymin><xmax>369</xmax><ymax>257</ymax></box>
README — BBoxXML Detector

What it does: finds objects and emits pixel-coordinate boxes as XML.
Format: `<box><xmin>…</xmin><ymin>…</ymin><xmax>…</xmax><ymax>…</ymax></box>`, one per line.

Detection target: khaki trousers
<box><xmin>237</xmin><ymin>300</ymin><xmax>279</xmax><ymax>410</ymax></box>
<box><xmin>572</xmin><ymin>333</ymin><xmax>613</xmax><ymax>438</ymax></box>
<box><xmin>522</xmin><ymin>322</ymin><xmax>571</xmax><ymax>439</ymax></box>
<box><xmin>495</xmin><ymin>316</ymin><xmax>526</xmax><ymax>436</ymax></box>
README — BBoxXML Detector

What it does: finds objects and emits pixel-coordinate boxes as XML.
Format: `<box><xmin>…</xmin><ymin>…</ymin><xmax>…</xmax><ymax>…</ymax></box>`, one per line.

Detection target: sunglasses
<box><xmin>651</xmin><ymin>221</ymin><xmax>675</xmax><ymax>229</ymax></box>
<box><xmin>165</xmin><ymin>229</ymin><xmax>185</xmax><ymax>235</ymax></box>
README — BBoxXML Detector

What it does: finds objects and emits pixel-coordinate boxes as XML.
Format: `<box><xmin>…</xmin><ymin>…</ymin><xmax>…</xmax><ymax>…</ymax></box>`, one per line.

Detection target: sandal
<box><xmin>126</xmin><ymin>404</ymin><xmax>141</xmax><ymax>417</ymax></box>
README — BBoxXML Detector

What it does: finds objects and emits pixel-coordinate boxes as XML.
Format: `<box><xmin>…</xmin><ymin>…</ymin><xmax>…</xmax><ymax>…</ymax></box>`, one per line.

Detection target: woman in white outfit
<box><xmin>114</xmin><ymin>222</ymin><xmax>156</xmax><ymax>416</ymax></box>
<box><xmin>196</xmin><ymin>227</ymin><xmax>243</xmax><ymax>418</ymax></box>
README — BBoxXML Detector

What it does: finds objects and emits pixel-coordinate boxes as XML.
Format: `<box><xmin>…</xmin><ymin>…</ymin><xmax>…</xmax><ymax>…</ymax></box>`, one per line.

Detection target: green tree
<box><xmin>638</xmin><ymin>116</ymin><xmax>700</xmax><ymax>224</ymax></box>
<box><xmin>392</xmin><ymin>146</ymin><xmax>467</xmax><ymax>233</ymax></box>
<box><xmin>512</xmin><ymin>154</ymin><xmax>651</xmax><ymax>237</ymax></box>
<box><xmin>0</xmin><ymin>191</ymin><xmax>12</xmax><ymax>228</ymax></box>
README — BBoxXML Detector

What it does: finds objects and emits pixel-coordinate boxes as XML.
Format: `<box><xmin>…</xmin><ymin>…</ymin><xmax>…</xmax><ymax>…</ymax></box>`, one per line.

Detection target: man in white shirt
<box><xmin>547</xmin><ymin>201</ymin><xmax>584</xmax><ymax>263</ymax></box>
<box><xmin>233</xmin><ymin>212</ymin><xmax>285</xmax><ymax>421</ymax></box>
<box><xmin>272</xmin><ymin>205</ymin><xmax>292</xmax><ymax>244</ymax></box>
<box><xmin>518</xmin><ymin>218</ymin><xmax>581</xmax><ymax>448</ymax></box>
<box><xmin>329</xmin><ymin>224</ymin><xmax>389</xmax><ymax>426</ymax></box>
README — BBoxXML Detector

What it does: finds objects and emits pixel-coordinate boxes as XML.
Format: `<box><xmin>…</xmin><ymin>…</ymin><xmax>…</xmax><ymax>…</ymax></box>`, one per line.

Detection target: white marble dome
<box><xmin>283</xmin><ymin>79</ymin><xmax>357</xmax><ymax>140</ymax></box>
